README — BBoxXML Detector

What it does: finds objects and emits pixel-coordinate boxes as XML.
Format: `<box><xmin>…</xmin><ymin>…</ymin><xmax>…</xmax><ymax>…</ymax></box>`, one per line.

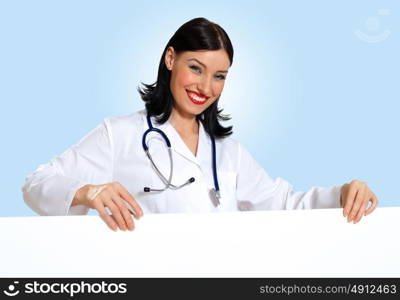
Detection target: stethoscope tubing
<box><xmin>142</xmin><ymin>113</ymin><xmax>219</xmax><ymax>198</ymax></box>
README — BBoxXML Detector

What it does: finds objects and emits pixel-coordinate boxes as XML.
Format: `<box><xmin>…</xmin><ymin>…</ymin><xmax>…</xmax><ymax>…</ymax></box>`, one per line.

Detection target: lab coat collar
<box><xmin>141</xmin><ymin>111</ymin><xmax>211</xmax><ymax>167</ymax></box>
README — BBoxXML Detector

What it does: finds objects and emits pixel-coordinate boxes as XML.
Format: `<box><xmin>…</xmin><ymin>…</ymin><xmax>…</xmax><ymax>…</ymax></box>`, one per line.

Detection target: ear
<box><xmin>164</xmin><ymin>46</ymin><xmax>175</xmax><ymax>71</ymax></box>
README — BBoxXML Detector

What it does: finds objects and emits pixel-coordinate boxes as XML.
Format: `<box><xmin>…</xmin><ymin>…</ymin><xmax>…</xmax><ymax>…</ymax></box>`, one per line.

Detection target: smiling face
<box><xmin>164</xmin><ymin>47</ymin><xmax>231</xmax><ymax>119</ymax></box>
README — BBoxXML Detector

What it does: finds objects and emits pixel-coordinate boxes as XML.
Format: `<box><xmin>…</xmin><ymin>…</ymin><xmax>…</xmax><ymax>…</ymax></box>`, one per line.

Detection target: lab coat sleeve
<box><xmin>235</xmin><ymin>143</ymin><xmax>343</xmax><ymax>210</ymax></box>
<box><xmin>21</xmin><ymin>119</ymin><xmax>114</xmax><ymax>216</ymax></box>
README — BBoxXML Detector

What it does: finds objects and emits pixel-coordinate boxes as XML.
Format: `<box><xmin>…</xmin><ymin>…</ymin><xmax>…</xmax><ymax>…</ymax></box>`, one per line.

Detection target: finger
<box><xmin>104</xmin><ymin>198</ymin><xmax>127</xmax><ymax>231</ymax></box>
<box><xmin>93</xmin><ymin>201</ymin><xmax>118</xmax><ymax>231</ymax></box>
<box><xmin>348</xmin><ymin>186</ymin><xmax>366</xmax><ymax>222</ymax></box>
<box><xmin>365</xmin><ymin>193</ymin><xmax>378</xmax><ymax>216</ymax></box>
<box><xmin>115</xmin><ymin>182</ymin><xmax>143</xmax><ymax>218</ymax></box>
<box><xmin>111</xmin><ymin>192</ymin><xmax>135</xmax><ymax>231</ymax></box>
<box><xmin>340</xmin><ymin>185</ymin><xmax>346</xmax><ymax>211</ymax></box>
<box><xmin>340</xmin><ymin>193</ymin><xmax>346</xmax><ymax>217</ymax></box>
<box><xmin>353</xmin><ymin>194</ymin><xmax>370</xmax><ymax>224</ymax></box>
<box><xmin>343</xmin><ymin>184</ymin><xmax>358</xmax><ymax>218</ymax></box>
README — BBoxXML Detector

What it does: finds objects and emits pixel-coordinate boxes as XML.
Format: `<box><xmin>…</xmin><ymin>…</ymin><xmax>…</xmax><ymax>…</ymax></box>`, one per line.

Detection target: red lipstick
<box><xmin>186</xmin><ymin>90</ymin><xmax>209</xmax><ymax>105</ymax></box>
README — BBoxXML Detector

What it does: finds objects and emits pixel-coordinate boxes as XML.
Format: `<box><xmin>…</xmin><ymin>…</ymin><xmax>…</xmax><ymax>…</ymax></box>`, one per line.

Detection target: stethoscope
<box><xmin>141</xmin><ymin>113</ymin><xmax>221</xmax><ymax>207</ymax></box>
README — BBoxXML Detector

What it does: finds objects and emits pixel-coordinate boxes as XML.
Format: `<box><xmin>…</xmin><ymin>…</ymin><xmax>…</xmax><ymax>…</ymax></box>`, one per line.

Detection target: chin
<box><xmin>189</xmin><ymin>103</ymin><xmax>212</xmax><ymax>116</ymax></box>
<box><xmin>186</xmin><ymin>107</ymin><xmax>204</xmax><ymax>117</ymax></box>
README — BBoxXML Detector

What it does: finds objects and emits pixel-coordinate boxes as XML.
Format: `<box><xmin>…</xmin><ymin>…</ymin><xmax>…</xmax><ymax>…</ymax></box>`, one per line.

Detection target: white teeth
<box><xmin>187</xmin><ymin>92</ymin><xmax>206</xmax><ymax>102</ymax></box>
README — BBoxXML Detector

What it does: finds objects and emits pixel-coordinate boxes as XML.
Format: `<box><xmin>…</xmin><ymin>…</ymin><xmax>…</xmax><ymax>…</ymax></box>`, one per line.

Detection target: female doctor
<box><xmin>22</xmin><ymin>17</ymin><xmax>378</xmax><ymax>231</ymax></box>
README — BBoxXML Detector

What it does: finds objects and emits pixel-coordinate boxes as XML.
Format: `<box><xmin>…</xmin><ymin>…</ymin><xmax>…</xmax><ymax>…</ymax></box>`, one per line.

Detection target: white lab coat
<box><xmin>22</xmin><ymin>109</ymin><xmax>342</xmax><ymax>215</ymax></box>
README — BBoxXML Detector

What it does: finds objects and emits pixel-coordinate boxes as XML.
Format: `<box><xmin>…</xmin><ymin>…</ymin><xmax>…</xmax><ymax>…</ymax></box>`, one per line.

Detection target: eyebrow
<box><xmin>187</xmin><ymin>58</ymin><xmax>229</xmax><ymax>73</ymax></box>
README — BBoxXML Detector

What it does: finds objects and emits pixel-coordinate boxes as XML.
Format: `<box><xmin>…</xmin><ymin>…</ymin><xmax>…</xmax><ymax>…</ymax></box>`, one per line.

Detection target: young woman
<box><xmin>22</xmin><ymin>17</ymin><xmax>378</xmax><ymax>231</ymax></box>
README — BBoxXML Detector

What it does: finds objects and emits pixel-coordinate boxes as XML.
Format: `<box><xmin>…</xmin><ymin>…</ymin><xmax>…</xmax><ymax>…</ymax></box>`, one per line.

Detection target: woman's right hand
<box><xmin>72</xmin><ymin>182</ymin><xmax>143</xmax><ymax>231</ymax></box>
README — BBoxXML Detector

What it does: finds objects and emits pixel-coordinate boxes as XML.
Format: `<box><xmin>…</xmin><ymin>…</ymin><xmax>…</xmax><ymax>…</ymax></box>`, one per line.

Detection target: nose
<box><xmin>197</xmin><ymin>74</ymin><xmax>213</xmax><ymax>97</ymax></box>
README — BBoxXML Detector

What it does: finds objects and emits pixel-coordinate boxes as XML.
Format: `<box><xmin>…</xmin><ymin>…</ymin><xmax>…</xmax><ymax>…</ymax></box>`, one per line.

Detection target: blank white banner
<box><xmin>0</xmin><ymin>207</ymin><xmax>399</xmax><ymax>277</ymax></box>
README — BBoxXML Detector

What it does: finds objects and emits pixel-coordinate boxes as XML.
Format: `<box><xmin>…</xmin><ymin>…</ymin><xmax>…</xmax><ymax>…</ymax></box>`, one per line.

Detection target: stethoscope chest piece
<box><xmin>209</xmin><ymin>188</ymin><xmax>221</xmax><ymax>207</ymax></box>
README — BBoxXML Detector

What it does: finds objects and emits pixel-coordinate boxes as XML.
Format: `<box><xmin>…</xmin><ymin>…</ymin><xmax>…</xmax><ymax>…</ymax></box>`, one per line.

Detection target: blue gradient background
<box><xmin>0</xmin><ymin>0</ymin><xmax>398</xmax><ymax>217</ymax></box>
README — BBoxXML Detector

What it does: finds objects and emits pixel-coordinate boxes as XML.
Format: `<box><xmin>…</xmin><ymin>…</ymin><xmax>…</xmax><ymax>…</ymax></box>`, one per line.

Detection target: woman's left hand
<box><xmin>340</xmin><ymin>180</ymin><xmax>378</xmax><ymax>224</ymax></box>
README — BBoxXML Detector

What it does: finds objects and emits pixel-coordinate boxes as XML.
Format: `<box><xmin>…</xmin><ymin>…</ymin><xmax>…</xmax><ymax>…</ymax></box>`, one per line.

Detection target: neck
<box><xmin>169</xmin><ymin>108</ymin><xmax>198</xmax><ymax>135</ymax></box>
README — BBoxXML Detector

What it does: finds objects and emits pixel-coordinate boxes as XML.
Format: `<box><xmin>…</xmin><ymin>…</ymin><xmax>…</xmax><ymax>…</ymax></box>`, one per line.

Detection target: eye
<box><xmin>189</xmin><ymin>65</ymin><xmax>201</xmax><ymax>73</ymax></box>
<box><xmin>189</xmin><ymin>64</ymin><xmax>226</xmax><ymax>80</ymax></box>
